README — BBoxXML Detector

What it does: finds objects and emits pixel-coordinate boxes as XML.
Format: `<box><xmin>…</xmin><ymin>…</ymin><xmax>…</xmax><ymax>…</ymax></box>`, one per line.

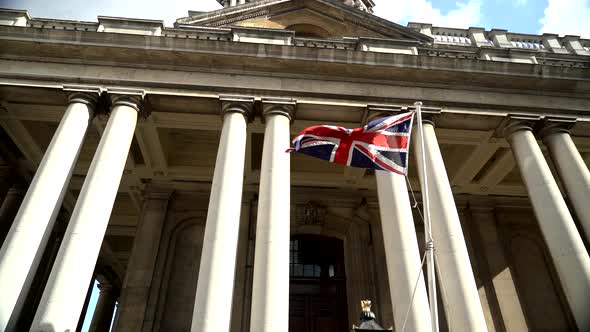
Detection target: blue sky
<box><xmin>3</xmin><ymin>0</ymin><xmax>590</xmax><ymax>37</ymax></box>
<box><xmin>79</xmin><ymin>280</ymin><xmax>117</xmax><ymax>332</ymax></box>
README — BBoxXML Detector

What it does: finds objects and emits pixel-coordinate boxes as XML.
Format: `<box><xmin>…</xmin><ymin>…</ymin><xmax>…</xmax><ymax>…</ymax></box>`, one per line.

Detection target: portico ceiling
<box><xmin>1</xmin><ymin>77</ymin><xmax>589</xmax><ymax>281</ymax></box>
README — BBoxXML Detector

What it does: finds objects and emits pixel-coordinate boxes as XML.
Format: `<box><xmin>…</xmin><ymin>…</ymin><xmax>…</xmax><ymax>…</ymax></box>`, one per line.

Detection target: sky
<box><xmin>2</xmin><ymin>0</ymin><xmax>590</xmax><ymax>37</ymax></box>
<box><xmin>79</xmin><ymin>280</ymin><xmax>117</xmax><ymax>332</ymax></box>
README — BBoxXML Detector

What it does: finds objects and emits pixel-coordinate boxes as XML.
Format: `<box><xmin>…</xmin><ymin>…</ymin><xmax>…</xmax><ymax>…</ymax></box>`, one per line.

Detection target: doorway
<box><xmin>289</xmin><ymin>235</ymin><xmax>349</xmax><ymax>332</ymax></box>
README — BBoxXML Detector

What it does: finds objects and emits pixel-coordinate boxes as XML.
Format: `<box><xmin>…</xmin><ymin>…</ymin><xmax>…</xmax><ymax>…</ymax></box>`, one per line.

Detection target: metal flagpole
<box><xmin>415</xmin><ymin>101</ymin><xmax>439</xmax><ymax>332</ymax></box>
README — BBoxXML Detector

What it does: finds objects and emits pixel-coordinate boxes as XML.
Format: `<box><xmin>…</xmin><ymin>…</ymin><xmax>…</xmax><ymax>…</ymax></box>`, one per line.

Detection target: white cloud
<box><xmin>539</xmin><ymin>0</ymin><xmax>590</xmax><ymax>38</ymax></box>
<box><xmin>372</xmin><ymin>0</ymin><xmax>483</xmax><ymax>28</ymax></box>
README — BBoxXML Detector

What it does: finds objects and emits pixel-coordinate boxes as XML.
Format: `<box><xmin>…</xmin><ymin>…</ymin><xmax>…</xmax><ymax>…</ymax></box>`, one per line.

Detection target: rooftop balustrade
<box><xmin>0</xmin><ymin>8</ymin><xmax>588</xmax><ymax>66</ymax></box>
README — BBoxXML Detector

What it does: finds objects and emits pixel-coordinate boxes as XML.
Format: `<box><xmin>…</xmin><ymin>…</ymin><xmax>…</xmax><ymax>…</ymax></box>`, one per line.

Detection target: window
<box><xmin>290</xmin><ymin>239</ymin><xmax>321</xmax><ymax>277</ymax></box>
<box><xmin>289</xmin><ymin>236</ymin><xmax>344</xmax><ymax>279</ymax></box>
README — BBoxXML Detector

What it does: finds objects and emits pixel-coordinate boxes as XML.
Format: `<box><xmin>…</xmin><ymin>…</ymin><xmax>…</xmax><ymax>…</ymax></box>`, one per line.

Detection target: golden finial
<box><xmin>361</xmin><ymin>300</ymin><xmax>372</xmax><ymax>312</ymax></box>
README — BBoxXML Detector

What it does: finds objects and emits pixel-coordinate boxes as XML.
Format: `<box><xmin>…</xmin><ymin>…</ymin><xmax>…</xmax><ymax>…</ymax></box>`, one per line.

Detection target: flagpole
<box><xmin>415</xmin><ymin>101</ymin><xmax>439</xmax><ymax>332</ymax></box>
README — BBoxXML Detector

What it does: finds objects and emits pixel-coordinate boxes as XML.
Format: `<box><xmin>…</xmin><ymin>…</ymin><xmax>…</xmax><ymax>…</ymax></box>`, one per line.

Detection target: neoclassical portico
<box><xmin>1</xmin><ymin>90</ymin><xmax>589</xmax><ymax>332</ymax></box>
<box><xmin>0</xmin><ymin>3</ymin><xmax>589</xmax><ymax>332</ymax></box>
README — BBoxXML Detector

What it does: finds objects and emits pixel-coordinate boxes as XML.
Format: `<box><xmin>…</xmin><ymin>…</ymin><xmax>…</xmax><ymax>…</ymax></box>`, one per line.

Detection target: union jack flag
<box><xmin>288</xmin><ymin>112</ymin><xmax>414</xmax><ymax>175</ymax></box>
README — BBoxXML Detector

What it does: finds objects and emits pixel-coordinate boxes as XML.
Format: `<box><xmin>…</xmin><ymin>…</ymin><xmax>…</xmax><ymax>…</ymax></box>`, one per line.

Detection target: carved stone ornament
<box><xmin>296</xmin><ymin>201</ymin><xmax>327</xmax><ymax>225</ymax></box>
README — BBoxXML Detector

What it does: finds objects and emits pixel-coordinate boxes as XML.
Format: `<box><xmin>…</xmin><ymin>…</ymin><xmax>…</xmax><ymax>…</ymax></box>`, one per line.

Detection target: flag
<box><xmin>287</xmin><ymin>112</ymin><xmax>414</xmax><ymax>175</ymax></box>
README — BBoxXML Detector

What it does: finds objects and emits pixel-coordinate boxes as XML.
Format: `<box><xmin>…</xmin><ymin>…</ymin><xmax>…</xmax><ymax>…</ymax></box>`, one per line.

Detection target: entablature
<box><xmin>1</xmin><ymin>8</ymin><xmax>588</xmax><ymax>65</ymax></box>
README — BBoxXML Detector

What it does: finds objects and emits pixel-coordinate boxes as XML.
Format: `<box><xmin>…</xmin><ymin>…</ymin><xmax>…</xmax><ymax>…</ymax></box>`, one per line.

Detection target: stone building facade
<box><xmin>0</xmin><ymin>0</ymin><xmax>589</xmax><ymax>331</ymax></box>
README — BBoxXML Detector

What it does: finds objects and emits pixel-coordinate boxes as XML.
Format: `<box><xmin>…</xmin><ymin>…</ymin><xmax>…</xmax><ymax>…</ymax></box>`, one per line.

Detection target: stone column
<box><xmin>502</xmin><ymin>115</ymin><xmax>590</xmax><ymax>330</ymax></box>
<box><xmin>249</xmin><ymin>98</ymin><xmax>295</xmax><ymax>332</ymax></box>
<box><xmin>413</xmin><ymin>115</ymin><xmax>488</xmax><ymax>332</ymax></box>
<box><xmin>469</xmin><ymin>202</ymin><xmax>528</xmax><ymax>331</ymax></box>
<box><xmin>344</xmin><ymin>219</ymin><xmax>377</xmax><ymax>326</ymax></box>
<box><xmin>0</xmin><ymin>185</ymin><xmax>25</xmax><ymax>244</ymax></box>
<box><xmin>89</xmin><ymin>283</ymin><xmax>119</xmax><ymax>332</ymax></box>
<box><xmin>375</xmin><ymin>171</ymin><xmax>432</xmax><ymax>332</ymax></box>
<box><xmin>540</xmin><ymin>117</ymin><xmax>590</xmax><ymax>242</ymax></box>
<box><xmin>0</xmin><ymin>166</ymin><xmax>12</xmax><ymax>205</ymax></box>
<box><xmin>0</xmin><ymin>88</ymin><xmax>97</xmax><ymax>332</ymax></box>
<box><xmin>114</xmin><ymin>187</ymin><xmax>173</xmax><ymax>332</ymax></box>
<box><xmin>30</xmin><ymin>91</ymin><xmax>143</xmax><ymax>332</ymax></box>
<box><xmin>192</xmin><ymin>96</ymin><xmax>254</xmax><ymax>332</ymax></box>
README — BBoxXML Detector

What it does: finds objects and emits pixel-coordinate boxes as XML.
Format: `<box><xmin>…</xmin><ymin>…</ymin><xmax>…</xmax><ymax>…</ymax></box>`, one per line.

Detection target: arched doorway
<box><xmin>289</xmin><ymin>235</ymin><xmax>349</xmax><ymax>332</ymax></box>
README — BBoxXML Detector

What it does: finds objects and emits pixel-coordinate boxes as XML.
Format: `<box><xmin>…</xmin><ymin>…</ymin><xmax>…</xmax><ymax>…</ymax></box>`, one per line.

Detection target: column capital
<box><xmin>0</xmin><ymin>165</ymin><xmax>13</xmax><ymax>178</ymax></box>
<box><xmin>407</xmin><ymin>104</ymin><xmax>441</xmax><ymax>126</ymax></box>
<box><xmin>538</xmin><ymin>116</ymin><xmax>577</xmax><ymax>140</ymax></box>
<box><xmin>220</xmin><ymin>95</ymin><xmax>255</xmax><ymax>121</ymax></box>
<box><xmin>365</xmin><ymin>104</ymin><xmax>403</xmax><ymax>124</ymax></box>
<box><xmin>63</xmin><ymin>85</ymin><xmax>101</xmax><ymax>109</ymax></box>
<box><xmin>143</xmin><ymin>184</ymin><xmax>174</xmax><ymax>200</ymax></box>
<box><xmin>467</xmin><ymin>197</ymin><xmax>495</xmax><ymax>213</ymax></box>
<box><xmin>6</xmin><ymin>183</ymin><xmax>27</xmax><ymax>196</ymax></box>
<box><xmin>261</xmin><ymin>98</ymin><xmax>296</xmax><ymax>122</ymax></box>
<box><xmin>97</xmin><ymin>282</ymin><xmax>114</xmax><ymax>294</ymax></box>
<box><xmin>497</xmin><ymin>114</ymin><xmax>541</xmax><ymax>139</ymax></box>
<box><xmin>107</xmin><ymin>89</ymin><xmax>146</xmax><ymax>115</ymax></box>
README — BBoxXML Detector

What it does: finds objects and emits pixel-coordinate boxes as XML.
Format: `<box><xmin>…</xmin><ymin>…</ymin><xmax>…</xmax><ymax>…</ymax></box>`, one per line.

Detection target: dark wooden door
<box><xmin>289</xmin><ymin>236</ymin><xmax>348</xmax><ymax>332</ymax></box>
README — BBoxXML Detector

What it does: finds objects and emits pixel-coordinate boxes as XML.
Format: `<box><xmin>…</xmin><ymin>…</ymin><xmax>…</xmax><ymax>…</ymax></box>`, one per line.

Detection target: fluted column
<box><xmin>89</xmin><ymin>283</ymin><xmax>118</xmax><ymax>332</ymax></box>
<box><xmin>0</xmin><ymin>88</ymin><xmax>98</xmax><ymax>332</ymax></box>
<box><xmin>540</xmin><ymin>117</ymin><xmax>590</xmax><ymax>242</ymax></box>
<box><xmin>191</xmin><ymin>96</ymin><xmax>254</xmax><ymax>332</ymax></box>
<box><xmin>502</xmin><ymin>115</ymin><xmax>590</xmax><ymax>330</ymax></box>
<box><xmin>31</xmin><ymin>91</ymin><xmax>144</xmax><ymax>332</ymax></box>
<box><xmin>249</xmin><ymin>98</ymin><xmax>295</xmax><ymax>332</ymax></box>
<box><xmin>375</xmin><ymin>170</ymin><xmax>432</xmax><ymax>332</ymax></box>
<box><xmin>413</xmin><ymin>115</ymin><xmax>488</xmax><ymax>332</ymax></box>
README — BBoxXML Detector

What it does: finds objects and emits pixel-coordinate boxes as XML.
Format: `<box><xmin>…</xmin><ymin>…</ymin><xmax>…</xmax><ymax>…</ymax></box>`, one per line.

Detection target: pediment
<box><xmin>176</xmin><ymin>0</ymin><xmax>432</xmax><ymax>42</ymax></box>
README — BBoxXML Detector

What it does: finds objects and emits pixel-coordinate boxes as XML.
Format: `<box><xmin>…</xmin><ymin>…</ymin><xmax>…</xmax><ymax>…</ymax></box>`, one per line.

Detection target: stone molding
<box><xmin>407</xmin><ymin>22</ymin><xmax>432</xmax><ymax>36</ymax></box>
<box><xmin>4</xmin><ymin>9</ymin><xmax>588</xmax><ymax>60</ymax></box>
<box><xmin>488</xmin><ymin>29</ymin><xmax>513</xmax><ymax>48</ymax></box>
<box><xmin>0</xmin><ymin>9</ymin><xmax>30</xmax><ymax>27</ymax></box>
<box><xmin>232</xmin><ymin>26</ymin><xmax>294</xmax><ymax>46</ymax></box>
<box><xmin>479</xmin><ymin>47</ymin><xmax>539</xmax><ymax>64</ymax></box>
<box><xmin>358</xmin><ymin>37</ymin><xmax>419</xmax><ymax>55</ymax></box>
<box><xmin>261</xmin><ymin>97</ymin><xmax>296</xmax><ymax>122</ymax></box>
<box><xmin>542</xmin><ymin>33</ymin><xmax>569</xmax><ymax>54</ymax></box>
<box><xmin>97</xmin><ymin>16</ymin><xmax>163</xmax><ymax>36</ymax></box>
<box><xmin>562</xmin><ymin>35</ymin><xmax>590</xmax><ymax>56</ymax></box>
<box><xmin>467</xmin><ymin>27</ymin><xmax>491</xmax><ymax>48</ymax></box>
